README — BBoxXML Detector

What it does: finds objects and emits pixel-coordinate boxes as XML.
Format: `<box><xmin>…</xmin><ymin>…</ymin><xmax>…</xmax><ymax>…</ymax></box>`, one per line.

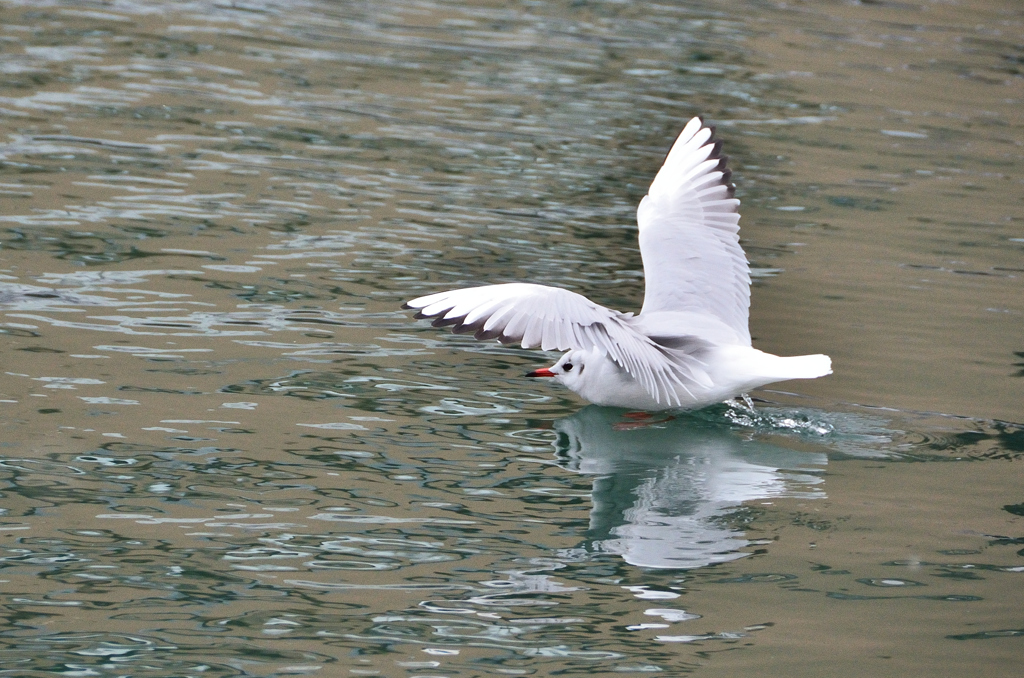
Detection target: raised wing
<box><xmin>404</xmin><ymin>282</ymin><xmax>712</xmax><ymax>406</ymax></box>
<box><xmin>638</xmin><ymin>117</ymin><xmax>751</xmax><ymax>344</ymax></box>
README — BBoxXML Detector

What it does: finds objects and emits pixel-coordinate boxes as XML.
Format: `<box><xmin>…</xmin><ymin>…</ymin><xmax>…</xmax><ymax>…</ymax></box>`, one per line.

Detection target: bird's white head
<box><xmin>526</xmin><ymin>349</ymin><xmax>596</xmax><ymax>390</ymax></box>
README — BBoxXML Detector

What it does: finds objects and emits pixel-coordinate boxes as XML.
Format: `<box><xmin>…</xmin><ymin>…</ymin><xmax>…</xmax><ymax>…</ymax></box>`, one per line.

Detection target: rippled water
<box><xmin>0</xmin><ymin>1</ymin><xmax>1021</xmax><ymax>676</ymax></box>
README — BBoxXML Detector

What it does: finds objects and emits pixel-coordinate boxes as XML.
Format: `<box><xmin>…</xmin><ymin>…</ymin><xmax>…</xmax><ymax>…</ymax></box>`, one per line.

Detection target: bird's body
<box><xmin>546</xmin><ymin>344</ymin><xmax>831</xmax><ymax>411</ymax></box>
<box><xmin>405</xmin><ymin>117</ymin><xmax>831</xmax><ymax>411</ymax></box>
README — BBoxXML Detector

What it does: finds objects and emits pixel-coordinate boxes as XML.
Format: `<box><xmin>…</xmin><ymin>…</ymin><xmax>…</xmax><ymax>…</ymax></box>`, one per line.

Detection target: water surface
<box><xmin>0</xmin><ymin>1</ymin><xmax>1021</xmax><ymax>676</ymax></box>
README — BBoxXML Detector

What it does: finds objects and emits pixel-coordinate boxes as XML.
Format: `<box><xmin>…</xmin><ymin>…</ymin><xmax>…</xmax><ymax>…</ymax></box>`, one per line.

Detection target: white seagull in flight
<box><xmin>404</xmin><ymin>117</ymin><xmax>831</xmax><ymax>411</ymax></box>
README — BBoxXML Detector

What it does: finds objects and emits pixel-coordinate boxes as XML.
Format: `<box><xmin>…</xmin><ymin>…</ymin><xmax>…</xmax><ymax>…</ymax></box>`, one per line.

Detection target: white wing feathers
<box><xmin>404</xmin><ymin>283</ymin><xmax>712</xmax><ymax>406</ymax></box>
<box><xmin>638</xmin><ymin>117</ymin><xmax>750</xmax><ymax>344</ymax></box>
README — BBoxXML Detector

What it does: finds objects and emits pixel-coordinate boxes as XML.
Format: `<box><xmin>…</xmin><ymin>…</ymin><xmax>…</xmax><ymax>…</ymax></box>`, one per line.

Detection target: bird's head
<box><xmin>526</xmin><ymin>349</ymin><xmax>593</xmax><ymax>389</ymax></box>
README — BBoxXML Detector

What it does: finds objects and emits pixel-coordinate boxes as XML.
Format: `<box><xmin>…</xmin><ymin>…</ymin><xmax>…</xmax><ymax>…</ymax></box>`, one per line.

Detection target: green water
<box><xmin>0</xmin><ymin>1</ymin><xmax>1021</xmax><ymax>676</ymax></box>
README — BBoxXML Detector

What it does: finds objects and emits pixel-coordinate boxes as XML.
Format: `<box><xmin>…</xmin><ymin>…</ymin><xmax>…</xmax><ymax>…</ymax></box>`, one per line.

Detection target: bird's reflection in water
<box><xmin>551</xmin><ymin>406</ymin><xmax>827</xmax><ymax>570</ymax></box>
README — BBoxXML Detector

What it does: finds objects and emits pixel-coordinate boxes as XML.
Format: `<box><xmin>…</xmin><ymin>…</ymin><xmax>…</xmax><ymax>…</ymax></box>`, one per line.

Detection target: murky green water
<box><xmin>0</xmin><ymin>0</ymin><xmax>1021</xmax><ymax>676</ymax></box>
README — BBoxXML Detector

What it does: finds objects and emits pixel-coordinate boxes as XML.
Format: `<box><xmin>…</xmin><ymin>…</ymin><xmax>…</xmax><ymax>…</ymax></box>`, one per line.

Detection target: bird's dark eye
<box><xmin>563</xmin><ymin>362</ymin><xmax>573</xmax><ymax>372</ymax></box>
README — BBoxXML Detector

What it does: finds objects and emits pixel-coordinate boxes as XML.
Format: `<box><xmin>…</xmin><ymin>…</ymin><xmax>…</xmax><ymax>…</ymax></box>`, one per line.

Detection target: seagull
<box><xmin>403</xmin><ymin>117</ymin><xmax>831</xmax><ymax>411</ymax></box>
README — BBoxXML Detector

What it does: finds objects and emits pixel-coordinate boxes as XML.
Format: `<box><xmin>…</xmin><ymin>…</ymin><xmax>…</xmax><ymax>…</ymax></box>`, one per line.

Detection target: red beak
<box><xmin>525</xmin><ymin>368</ymin><xmax>556</xmax><ymax>378</ymax></box>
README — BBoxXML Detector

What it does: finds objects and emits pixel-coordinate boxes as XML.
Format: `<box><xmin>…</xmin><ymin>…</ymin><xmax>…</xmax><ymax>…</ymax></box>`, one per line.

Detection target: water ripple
<box><xmin>0</xmin><ymin>0</ymin><xmax>1021</xmax><ymax>675</ymax></box>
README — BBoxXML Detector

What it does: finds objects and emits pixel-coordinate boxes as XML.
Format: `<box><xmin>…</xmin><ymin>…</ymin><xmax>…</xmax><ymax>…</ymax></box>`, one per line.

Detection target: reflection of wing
<box><xmin>405</xmin><ymin>283</ymin><xmax>711</xmax><ymax>405</ymax></box>
<box><xmin>638</xmin><ymin>117</ymin><xmax>750</xmax><ymax>344</ymax></box>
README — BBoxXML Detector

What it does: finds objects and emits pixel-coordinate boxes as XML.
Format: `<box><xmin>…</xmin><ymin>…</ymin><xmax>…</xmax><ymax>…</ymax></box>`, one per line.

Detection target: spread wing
<box><xmin>637</xmin><ymin>116</ymin><xmax>751</xmax><ymax>345</ymax></box>
<box><xmin>404</xmin><ymin>282</ymin><xmax>712</xmax><ymax>406</ymax></box>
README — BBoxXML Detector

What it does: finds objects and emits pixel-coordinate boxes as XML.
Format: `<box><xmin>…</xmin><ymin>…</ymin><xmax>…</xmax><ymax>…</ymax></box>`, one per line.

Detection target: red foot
<box><xmin>613</xmin><ymin>412</ymin><xmax>675</xmax><ymax>431</ymax></box>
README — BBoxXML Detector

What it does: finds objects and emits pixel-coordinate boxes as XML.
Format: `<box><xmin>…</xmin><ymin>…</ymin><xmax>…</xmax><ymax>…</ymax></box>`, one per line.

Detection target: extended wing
<box><xmin>637</xmin><ymin>117</ymin><xmax>751</xmax><ymax>345</ymax></box>
<box><xmin>405</xmin><ymin>282</ymin><xmax>712</xmax><ymax>406</ymax></box>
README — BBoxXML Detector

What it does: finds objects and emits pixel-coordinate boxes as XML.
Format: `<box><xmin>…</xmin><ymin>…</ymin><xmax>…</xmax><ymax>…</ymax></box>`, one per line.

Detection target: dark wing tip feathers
<box><xmin>661</xmin><ymin>117</ymin><xmax>720</xmax><ymax>167</ymax></box>
<box><xmin>713</xmin><ymin>155</ymin><xmax>736</xmax><ymax>196</ymax></box>
<box><xmin>475</xmin><ymin>326</ymin><xmax>504</xmax><ymax>341</ymax></box>
<box><xmin>452</xmin><ymin>318</ymin><xmax>490</xmax><ymax>335</ymax></box>
<box><xmin>660</xmin><ymin>118</ymin><xmax>734</xmax><ymax>195</ymax></box>
<box><xmin>704</xmin><ymin>125</ymin><xmax>736</xmax><ymax>199</ymax></box>
<box><xmin>412</xmin><ymin>305</ymin><xmax>504</xmax><ymax>342</ymax></box>
<box><xmin>718</xmin><ymin>161</ymin><xmax>736</xmax><ymax>198</ymax></box>
<box><xmin>430</xmin><ymin>315</ymin><xmax>464</xmax><ymax>328</ymax></box>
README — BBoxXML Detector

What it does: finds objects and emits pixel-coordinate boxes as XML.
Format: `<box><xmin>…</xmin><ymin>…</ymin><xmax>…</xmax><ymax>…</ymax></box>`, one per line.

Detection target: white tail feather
<box><xmin>770</xmin><ymin>354</ymin><xmax>832</xmax><ymax>380</ymax></box>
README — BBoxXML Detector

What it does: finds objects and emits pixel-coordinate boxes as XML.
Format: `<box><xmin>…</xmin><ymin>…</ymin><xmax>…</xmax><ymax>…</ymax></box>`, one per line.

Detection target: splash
<box><xmin>719</xmin><ymin>398</ymin><xmax>835</xmax><ymax>436</ymax></box>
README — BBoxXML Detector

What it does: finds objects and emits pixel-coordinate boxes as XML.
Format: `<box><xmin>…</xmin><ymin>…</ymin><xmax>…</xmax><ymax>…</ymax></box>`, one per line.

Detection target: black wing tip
<box><xmin>414</xmin><ymin>311</ymin><xmax>502</xmax><ymax>341</ymax></box>
<box><xmin>474</xmin><ymin>327</ymin><xmax>504</xmax><ymax>341</ymax></box>
<box><xmin>451</xmin><ymin>318</ymin><xmax>488</xmax><ymax>335</ymax></box>
<box><xmin>401</xmin><ymin>302</ymin><xmax>414</xmax><ymax>310</ymax></box>
<box><xmin>431</xmin><ymin>315</ymin><xmax>465</xmax><ymax>328</ymax></box>
<box><xmin>708</xmin><ymin>141</ymin><xmax>725</xmax><ymax>162</ymax></box>
<box><xmin>703</xmin><ymin>126</ymin><xmax>734</xmax><ymax>186</ymax></box>
<box><xmin>670</xmin><ymin>116</ymin><xmax>730</xmax><ymax>165</ymax></box>
<box><xmin>718</xmin><ymin>163</ymin><xmax>737</xmax><ymax>197</ymax></box>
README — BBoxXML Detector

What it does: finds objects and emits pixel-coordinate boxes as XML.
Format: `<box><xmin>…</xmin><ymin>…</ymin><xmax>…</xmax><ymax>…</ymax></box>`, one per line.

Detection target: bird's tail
<box><xmin>770</xmin><ymin>353</ymin><xmax>832</xmax><ymax>380</ymax></box>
